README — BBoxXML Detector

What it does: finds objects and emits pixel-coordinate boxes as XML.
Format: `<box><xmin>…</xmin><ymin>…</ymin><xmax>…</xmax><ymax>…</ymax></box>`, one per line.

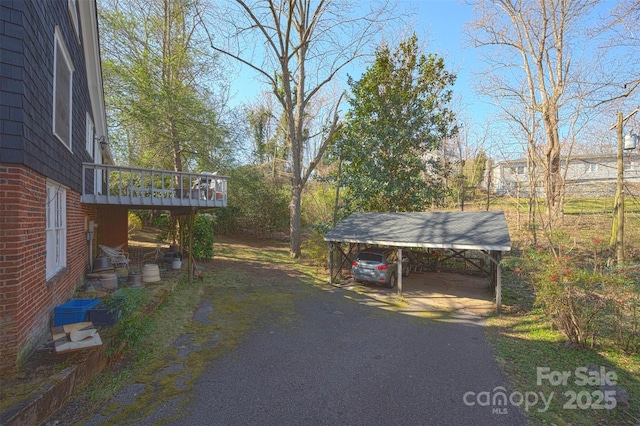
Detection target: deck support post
<box><xmin>188</xmin><ymin>210</ymin><xmax>195</xmax><ymax>284</ymax></box>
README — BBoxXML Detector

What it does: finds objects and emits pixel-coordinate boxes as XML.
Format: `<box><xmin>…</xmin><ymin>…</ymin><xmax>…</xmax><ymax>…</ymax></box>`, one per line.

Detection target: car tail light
<box><xmin>377</xmin><ymin>264</ymin><xmax>388</xmax><ymax>270</ymax></box>
<box><xmin>352</xmin><ymin>261</ymin><xmax>359</xmax><ymax>267</ymax></box>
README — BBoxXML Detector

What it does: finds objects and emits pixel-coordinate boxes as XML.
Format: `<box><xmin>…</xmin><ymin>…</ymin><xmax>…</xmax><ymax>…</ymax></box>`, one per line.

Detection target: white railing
<box><xmin>81</xmin><ymin>163</ymin><xmax>228</xmax><ymax>208</ymax></box>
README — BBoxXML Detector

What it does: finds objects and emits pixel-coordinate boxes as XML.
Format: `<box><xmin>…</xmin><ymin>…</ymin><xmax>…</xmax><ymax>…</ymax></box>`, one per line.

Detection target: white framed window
<box><xmin>86</xmin><ymin>113</ymin><xmax>94</xmax><ymax>158</ymax></box>
<box><xmin>68</xmin><ymin>0</ymin><xmax>79</xmax><ymax>41</ymax></box>
<box><xmin>46</xmin><ymin>181</ymin><xmax>67</xmax><ymax>280</ymax></box>
<box><xmin>586</xmin><ymin>163</ymin><xmax>598</xmax><ymax>173</ymax></box>
<box><xmin>53</xmin><ymin>26</ymin><xmax>74</xmax><ymax>150</ymax></box>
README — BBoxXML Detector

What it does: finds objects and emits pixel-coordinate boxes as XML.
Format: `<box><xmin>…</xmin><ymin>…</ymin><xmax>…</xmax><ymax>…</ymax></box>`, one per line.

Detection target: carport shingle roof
<box><xmin>324</xmin><ymin>211</ymin><xmax>511</xmax><ymax>251</ymax></box>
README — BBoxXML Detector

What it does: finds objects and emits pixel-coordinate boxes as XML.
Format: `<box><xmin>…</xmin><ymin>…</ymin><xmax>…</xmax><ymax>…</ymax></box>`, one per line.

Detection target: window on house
<box><xmin>86</xmin><ymin>113</ymin><xmax>94</xmax><ymax>158</ymax></box>
<box><xmin>586</xmin><ymin>163</ymin><xmax>598</xmax><ymax>172</ymax></box>
<box><xmin>53</xmin><ymin>26</ymin><xmax>74</xmax><ymax>150</ymax></box>
<box><xmin>46</xmin><ymin>182</ymin><xmax>67</xmax><ymax>280</ymax></box>
<box><xmin>516</xmin><ymin>165</ymin><xmax>526</xmax><ymax>175</ymax></box>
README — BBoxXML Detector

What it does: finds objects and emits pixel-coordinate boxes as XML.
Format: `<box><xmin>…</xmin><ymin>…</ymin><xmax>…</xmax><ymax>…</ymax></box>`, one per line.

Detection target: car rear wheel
<box><xmin>385</xmin><ymin>273</ymin><xmax>397</xmax><ymax>289</ymax></box>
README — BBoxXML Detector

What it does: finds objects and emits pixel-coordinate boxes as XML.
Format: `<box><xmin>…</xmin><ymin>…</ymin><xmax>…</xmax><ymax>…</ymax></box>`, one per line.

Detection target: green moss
<box><xmin>95</xmin><ymin>258</ymin><xmax>306</xmax><ymax>424</ymax></box>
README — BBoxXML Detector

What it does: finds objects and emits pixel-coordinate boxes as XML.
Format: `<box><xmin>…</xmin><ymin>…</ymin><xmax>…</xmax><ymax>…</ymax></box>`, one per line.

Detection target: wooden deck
<box><xmin>81</xmin><ymin>163</ymin><xmax>228</xmax><ymax>209</ymax></box>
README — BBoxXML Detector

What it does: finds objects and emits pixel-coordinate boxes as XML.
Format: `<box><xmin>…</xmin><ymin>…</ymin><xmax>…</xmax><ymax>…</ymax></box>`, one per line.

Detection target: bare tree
<box><xmin>592</xmin><ymin>0</ymin><xmax>640</xmax><ymax>103</ymax></box>
<box><xmin>206</xmin><ymin>0</ymin><xmax>396</xmax><ymax>257</ymax></box>
<box><xmin>467</xmin><ymin>0</ymin><xmax>604</xmax><ymax>230</ymax></box>
<box><xmin>442</xmin><ymin>123</ymin><xmax>487</xmax><ymax>211</ymax></box>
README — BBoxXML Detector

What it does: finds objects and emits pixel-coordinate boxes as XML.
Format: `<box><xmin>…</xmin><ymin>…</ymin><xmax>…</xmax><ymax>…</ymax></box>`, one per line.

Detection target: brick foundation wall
<box><xmin>0</xmin><ymin>165</ymin><xmax>96</xmax><ymax>373</ymax></box>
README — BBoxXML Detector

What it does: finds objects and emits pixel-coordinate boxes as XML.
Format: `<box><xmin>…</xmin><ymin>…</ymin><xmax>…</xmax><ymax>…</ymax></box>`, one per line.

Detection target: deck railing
<box><xmin>81</xmin><ymin>163</ymin><xmax>227</xmax><ymax>208</ymax></box>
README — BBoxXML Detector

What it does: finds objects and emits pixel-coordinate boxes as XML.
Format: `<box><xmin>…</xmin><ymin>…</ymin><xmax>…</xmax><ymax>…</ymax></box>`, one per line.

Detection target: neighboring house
<box><xmin>0</xmin><ymin>0</ymin><xmax>227</xmax><ymax>373</ymax></box>
<box><xmin>487</xmin><ymin>153</ymin><xmax>640</xmax><ymax>197</ymax></box>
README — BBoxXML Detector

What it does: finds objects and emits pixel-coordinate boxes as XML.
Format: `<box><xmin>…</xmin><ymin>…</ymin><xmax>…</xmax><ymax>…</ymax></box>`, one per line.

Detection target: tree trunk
<box><xmin>289</xmin><ymin>182</ymin><xmax>302</xmax><ymax>258</ymax></box>
<box><xmin>542</xmin><ymin>109</ymin><xmax>563</xmax><ymax>229</ymax></box>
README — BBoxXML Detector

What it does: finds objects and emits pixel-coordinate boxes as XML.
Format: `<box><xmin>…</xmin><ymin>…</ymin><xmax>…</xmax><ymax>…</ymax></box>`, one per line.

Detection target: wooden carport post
<box><xmin>496</xmin><ymin>256</ymin><xmax>501</xmax><ymax>314</ymax></box>
<box><xmin>397</xmin><ymin>247</ymin><xmax>403</xmax><ymax>297</ymax></box>
<box><xmin>492</xmin><ymin>250</ymin><xmax>502</xmax><ymax>314</ymax></box>
<box><xmin>482</xmin><ymin>250</ymin><xmax>503</xmax><ymax>314</ymax></box>
<box><xmin>329</xmin><ymin>243</ymin><xmax>334</xmax><ymax>285</ymax></box>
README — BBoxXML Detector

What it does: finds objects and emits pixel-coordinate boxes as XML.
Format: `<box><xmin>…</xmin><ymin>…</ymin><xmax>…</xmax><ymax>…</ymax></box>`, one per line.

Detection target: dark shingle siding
<box><xmin>1</xmin><ymin>0</ymin><xmax>94</xmax><ymax>192</ymax></box>
<box><xmin>0</xmin><ymin>1</ymin><xmax>25</xmax><ymax>158</ymax></box>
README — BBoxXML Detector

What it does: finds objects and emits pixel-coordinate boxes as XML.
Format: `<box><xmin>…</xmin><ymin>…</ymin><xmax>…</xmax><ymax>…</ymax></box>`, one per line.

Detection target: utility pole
<box><xmin>610</xmin><ymin>107</ymin><xmax>639</xmax><ymax>264</ymax></box>
<box><xmin>615</xmin><ymin>112</ymin><xmax>624</xmax><ymax>264</ymax></box>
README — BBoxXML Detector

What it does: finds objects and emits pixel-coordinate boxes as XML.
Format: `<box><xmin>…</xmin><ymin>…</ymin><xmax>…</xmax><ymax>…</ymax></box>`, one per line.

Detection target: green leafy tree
<box><xmin>245</xmin><ymin>103</ymin><xmax>289</xmax><ymax>177</ymax></box>
<box><xmin>99</xmin><ymin>0</ymin><xmax>234</xmax><ymax>173</ymax></box>
<box><xmin>337</xmin><ymin>35</ymin><xmax>456</xmax><ymax>212</ymax></box>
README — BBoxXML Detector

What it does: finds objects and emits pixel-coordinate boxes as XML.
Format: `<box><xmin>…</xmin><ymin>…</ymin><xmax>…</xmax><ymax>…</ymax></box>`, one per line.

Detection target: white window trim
<box><xmin>68</xmin><ymin>0</ymin><xmax>80</xmax><ymax>41</ymax></box>
<box><xmin>86</xmin><ymin>112</ymin><xmax>94</xmax><ymax>158</ymax></box>
<box><xmin>46</xmin><ymin>180</ymin><xmax>68</xmax><ymax>280</ymax></box>
<box><xmin>53</xmin><ymin>26</ymin><xmax>74</xmax><ymax>151</ymax></box>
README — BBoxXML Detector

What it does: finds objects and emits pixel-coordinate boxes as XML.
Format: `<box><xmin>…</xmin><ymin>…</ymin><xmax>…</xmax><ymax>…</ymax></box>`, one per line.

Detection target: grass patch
<box><xmin>385</xmin><ymin>294</ymin><xmax>409</xmax><ymax>308</ymax></box>
<box><xmin>564</xmin><ymin>197</ymin><xmax>640</xmax><ymax>215</ymax></box>
<box><xmin>493</xmin><ymin>250</ymin><xmax>640</xmax><ymax>424</ymax></box>
<box><xmin>486</xmin><ymin>310</ymin><xmax>640</xmax><ymax>425</ymax></box>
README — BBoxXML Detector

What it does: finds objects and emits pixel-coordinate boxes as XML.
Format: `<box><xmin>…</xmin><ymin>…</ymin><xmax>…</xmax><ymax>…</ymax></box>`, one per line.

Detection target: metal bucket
<box><xmin>127</xmin><ymin>272</ymin><xmax>143</xmax><ymax>287</ymax></box>
<box><xmin>171</xmin><ymin>259</ymin><xmax>182</xmax><ymax>270</ymax></box>
<box><xmin>93</xmin><ymin>256</ymin><xmax>112</xmax><ymax>273</ymax></box>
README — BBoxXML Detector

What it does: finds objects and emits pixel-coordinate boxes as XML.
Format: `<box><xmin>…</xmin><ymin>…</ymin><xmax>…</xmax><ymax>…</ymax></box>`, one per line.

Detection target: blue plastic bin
<box><xmin>53</xmin><ymin>299</ymin><xmax>101</xmax><ymax>326</ymax></box>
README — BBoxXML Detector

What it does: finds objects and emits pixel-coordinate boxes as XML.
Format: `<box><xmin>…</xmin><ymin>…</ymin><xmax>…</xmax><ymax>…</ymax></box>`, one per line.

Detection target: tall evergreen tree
<box><xmin>338</xmin><ymin>35</ymin><xmax>456</xmax><ymax>212</ymax></box>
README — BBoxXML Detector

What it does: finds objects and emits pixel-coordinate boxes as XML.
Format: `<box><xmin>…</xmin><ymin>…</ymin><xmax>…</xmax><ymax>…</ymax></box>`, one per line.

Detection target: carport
<box><xmin>324</xmin><ymin>211</ymin><xmax>511</xmax><ymax>313</ymax></box>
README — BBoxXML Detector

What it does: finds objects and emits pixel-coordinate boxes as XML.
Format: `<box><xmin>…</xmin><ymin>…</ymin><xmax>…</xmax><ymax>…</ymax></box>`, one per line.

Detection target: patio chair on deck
<box><xmin>99</xmin><ymin>244</ymin><xmax>130</xmax><ymax>269</ymax></box>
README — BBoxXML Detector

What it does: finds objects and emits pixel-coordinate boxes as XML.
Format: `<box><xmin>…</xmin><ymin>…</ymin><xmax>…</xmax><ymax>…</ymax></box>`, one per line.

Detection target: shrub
<box><xmin>127</xmin><ymin>212</ymin><xmax>142</xmax><ymax>236</ymax></box>
<box><xmin>302</xmin><ymin>222</ymin><xmax>331</xmax><ymax>267</ymax></box>
<box><xmin>152</xmin><ymin>212</ymin><xmax>171</xmax><ymax>230</ymax></box>
<box><xmin>151</xmin><ymin>212</ymin><xmax>172</xmax><ymax>241</ymax></box>
<box><xmin>223</xmin><ymin>166</ymin><xmax>289</xmax><ymax>236</ymax></box>
<box><xmin>524</xmin><ymin>248</ymin><xmax>640</xmax><ymax>350</ymax></box>
<box><xmin>213</xmin><ymin>206</ymin><xmax>240</xmax><ymax>234</ymax></box>
<box><xmin>603</xmin><ymin>267</ymin><xmax>640</xmax><ymax>354</ymax></box>
<box><xmin>188</xmin><ymin>213</ymin><xmax>214</xmax><ymax>261</ymax></box>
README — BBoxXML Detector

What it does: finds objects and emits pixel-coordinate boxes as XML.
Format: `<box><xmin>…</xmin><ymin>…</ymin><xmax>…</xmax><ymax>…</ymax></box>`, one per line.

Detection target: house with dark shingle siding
<box><xmin>0</xmin><ymin>0</ymin><xmax>114</xmax><ymax>372</ymax></box>
<box><xmin>0</xmin><ymin>0</ymin><xmax>229</xmax><ymax>373</ymax></box>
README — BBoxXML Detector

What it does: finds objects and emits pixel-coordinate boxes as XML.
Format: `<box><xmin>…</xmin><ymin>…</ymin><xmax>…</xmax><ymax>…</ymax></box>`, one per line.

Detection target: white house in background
<box><xmin>487</xmin><ymin>153</ymin><xmax>640</xmax><ymax>197</ymax></box>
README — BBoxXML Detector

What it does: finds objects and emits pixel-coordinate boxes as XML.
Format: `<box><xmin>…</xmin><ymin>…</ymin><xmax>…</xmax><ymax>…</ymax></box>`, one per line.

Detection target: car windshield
<box><xmin>357</xmin><ymin>253</ymin><xmax>384</xmax><ymax>262</ymax></box>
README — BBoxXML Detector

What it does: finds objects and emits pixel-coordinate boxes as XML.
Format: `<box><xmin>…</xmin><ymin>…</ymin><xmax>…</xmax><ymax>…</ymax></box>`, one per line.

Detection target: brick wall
<box><xmin>0</xmin><ymin>165</ymin><xmax>96</xmax><ymax>372</ymax></box>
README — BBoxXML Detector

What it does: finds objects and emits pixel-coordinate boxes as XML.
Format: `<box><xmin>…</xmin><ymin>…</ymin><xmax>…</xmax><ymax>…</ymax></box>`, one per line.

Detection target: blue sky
<box><xmin>227</xmin><ymin>0</ymin><xmax>491</xmax><ymax>127</ymax></box>
<box><xmin>225</xmin><ymin>0</ymin><xmax>634</xmax><ymax>156</ymax></box>
<box><xmin>405</xmin><ymin>0</ymin><xmax>489</xmax><ymax>124</ymax></box>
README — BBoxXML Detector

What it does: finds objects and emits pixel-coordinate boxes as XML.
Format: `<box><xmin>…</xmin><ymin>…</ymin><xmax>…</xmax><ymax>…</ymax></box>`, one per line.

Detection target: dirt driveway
<box><xmin>340</xmin><ymin>271</ymin><xmax>497</xmax><ymax>318</ymax></box>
